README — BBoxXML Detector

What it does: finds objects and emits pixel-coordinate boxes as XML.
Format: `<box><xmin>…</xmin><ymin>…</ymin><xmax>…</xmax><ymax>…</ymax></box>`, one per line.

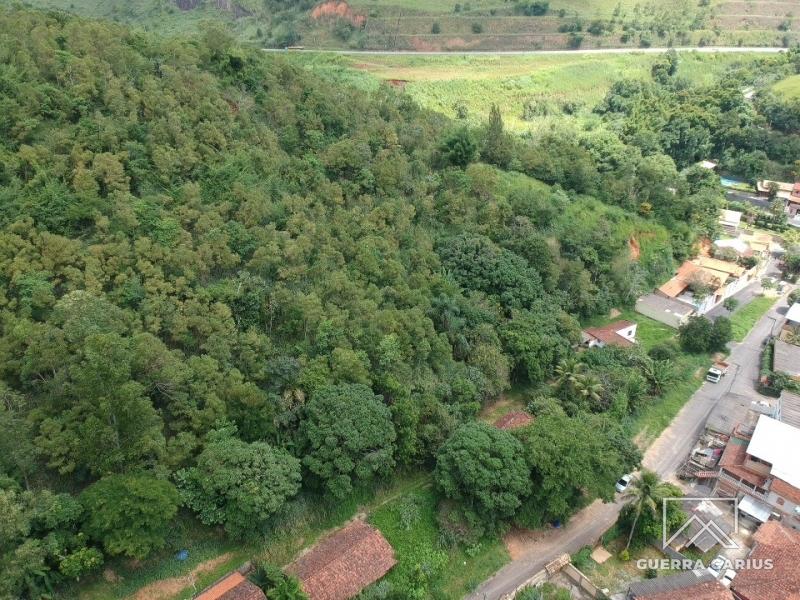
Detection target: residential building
<box><xmin>756</xmin><ymin>179</ymin><xmax>795</xmax><ymax>202</ymax></box>
<box><xmin>777</xmin><ymin>390</ymin><xmax>800</xmax><ymax>429</ymax></box>
<box><xmin>286</xmin><ymin>520</ymin><xmax>396</xmax><ymax>600</ymax></box>
<box><xmin>719</xmin><ymin>209</ymin><xmax>743</xmax><ymax>233</ymax></box>
<box><xmin>773</xmin><ymin>339</ymin><xmax>800</xmax><ymax>380</ymax></box>
<box><xmin>714</xmin><ymin>416</ymin><xmax>800</xmax><ymax>531</ymax></box>
<box><xmin>785</xmin><ymin>303</ymin><xmax>800</xmax><ymax>329</ymax></box>
<box><xmin>581</xmin><ymin>320</ymin><xmax>638</xmax><ymax>348</ymax></box>
<box><xmin>627</xmin><ymin>570</ymin><xmax>732</xmax><ymax>600</ymax></box>
<box><xmin>731</xmin><ymin>519</ymin><xmax>800</xmax><ymax>600</ymax></box>
<box><xmin>657</xmin><ymin>257</ymin><xmax>752</xmax><ymax>316</ymax></box>
<box><xmin>635</xmin><ymin>293</ymin><xmax>695</xmax><ymax>329</ymax></box>
<box><xmin>195</xmin><ymin>571</ymin><xmax>266</xmax><ymax>600</ymax></box>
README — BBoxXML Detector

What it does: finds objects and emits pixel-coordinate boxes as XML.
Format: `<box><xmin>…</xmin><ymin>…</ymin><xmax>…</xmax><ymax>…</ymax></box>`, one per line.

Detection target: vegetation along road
<box><xmin>468</xmin><ymin>292</ymin><xmax>787</xmax><ymax>600</ymax></box>
<box><xmin>267</xmin><ymin>46</ymin><xmax>786</xmax><ymax>56</ymax></box>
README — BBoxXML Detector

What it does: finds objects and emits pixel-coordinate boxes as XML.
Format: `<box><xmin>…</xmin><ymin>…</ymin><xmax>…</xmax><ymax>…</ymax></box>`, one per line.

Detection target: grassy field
<box><xmin>729</xmin><ymin>295</ymin><xmax>778</xmax><ymax>341</ymax></box>
<box><xmin>772</xmin><ymin>74</ymin><xmax>800</xmax><ymax>99</ymax></box>
<box><xmin>369</xmin><ymin>486</ymin><xmax>510</xmax><ymax>598</ymax></box>
<box><xmin>298</xmin><ymin>51</ymin><xmax>769</xmax><ymax>131</ymax></box>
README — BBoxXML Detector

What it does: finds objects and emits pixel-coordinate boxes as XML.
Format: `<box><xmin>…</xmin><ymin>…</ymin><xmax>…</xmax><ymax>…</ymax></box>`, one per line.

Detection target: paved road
<box><xmin>725</xmin><ymin>189</ymin><xmax>770</xmax><ymax>210</ymax></box>
<box><xmin>266</xmin><ymin>46</ymin><xmax>785</xmax><ymax>56</ymax></box>
<box><xmin>467</xmin><ymin>289</ymin><xmax>791</xmax><ymax>600</ymax></box>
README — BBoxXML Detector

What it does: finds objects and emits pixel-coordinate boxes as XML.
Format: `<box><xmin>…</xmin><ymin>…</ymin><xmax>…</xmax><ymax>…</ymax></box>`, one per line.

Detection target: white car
<box><xmin>707</xmin><ymin>555</ymin><xmax>726</xmax><ymax>577</ymax></box>
<box><xmin>615</xmin><ymin>474</ymin><xmax>633</xmax><ymax>493</ymax></box>
<box><xmin>721</xmin><ymin>569</ymin><xmax>736</xmax><ymax>587</ymax></box>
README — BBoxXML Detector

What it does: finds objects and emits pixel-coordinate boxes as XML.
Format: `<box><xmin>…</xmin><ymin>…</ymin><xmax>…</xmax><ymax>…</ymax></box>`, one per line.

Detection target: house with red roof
<box><xmin>194</xmin><ymin>570</ymin><xmax>266</xmax><ymax>600</ymax></box>
<box><xmin>286</xmin><ymin>520</ymin><xmax>396</xmax><ymax>600</ymax></box>
<box><xmin>731</xmin><ymin>520</ymin><xmax>800</xmax><ymax>600</ymax></box>
<box><xmin>582</xmin><ymin>320</ymin><xmax>638</xmax><ymax>348</ymax></box>
<box><xmin>714</xmin><ymin>416</ymin><xmax>800</xmax><ymax>531</ymax></box>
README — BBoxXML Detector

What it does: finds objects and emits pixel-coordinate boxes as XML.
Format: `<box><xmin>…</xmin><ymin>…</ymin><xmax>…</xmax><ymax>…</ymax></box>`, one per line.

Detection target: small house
<box><xmin>195</xmin><ymin>571</ymin><xmax>266</xmax><ymax>600</ymax></box>
<box><xmin>582</xmin><ymin>320</ymin><xmax>637</xmax><ymax>348</ymax></box>
<box><xmin>286</xmin><ymin>520</ymin><xmax>396</xmax><ymax>600</ymax></box>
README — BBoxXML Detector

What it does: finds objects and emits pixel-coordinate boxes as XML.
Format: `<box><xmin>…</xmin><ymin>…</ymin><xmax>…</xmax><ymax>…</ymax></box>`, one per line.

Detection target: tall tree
<box><xmin>299</xmin><ymin>384</ymin><xmax>396</xmax><ymax>498</ymax></box>
<box><xmin>176</xmin><ymin>427</ymin><xmax>301</xmax><ymax>537</ymax></box>
<box><xmin>435</xmin><ymin>421</ymin><xmax>531</xmax><ymax>525</ymax></box>
<box><xmin>81</xmin><ymin>474</ymin><xmax>179</xmax><ymax>559</ymax></box>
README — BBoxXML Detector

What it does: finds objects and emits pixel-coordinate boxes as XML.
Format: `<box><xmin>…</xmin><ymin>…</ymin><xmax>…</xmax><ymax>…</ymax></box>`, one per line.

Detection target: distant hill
<box><xmin>19</xmin><ymin>0</ymin><xmax>800</xmax><ymax>50</ymax></box>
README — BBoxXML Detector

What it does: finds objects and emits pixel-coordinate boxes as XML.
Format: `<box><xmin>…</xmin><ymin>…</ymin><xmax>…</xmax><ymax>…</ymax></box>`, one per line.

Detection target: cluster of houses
<box><xmin>755</xmin><ymin>179</ymin><xmax>800</xmax><ymax>227</ymax></box>
<box><xmin>634</xmin><ymin>301</ymin><xmax>800</xmax><ymax>600</ymax></box>
<box><xmin>635</xmin><ymin>220</ymin><xmax>773</xmax><ymax>329</ymax></box>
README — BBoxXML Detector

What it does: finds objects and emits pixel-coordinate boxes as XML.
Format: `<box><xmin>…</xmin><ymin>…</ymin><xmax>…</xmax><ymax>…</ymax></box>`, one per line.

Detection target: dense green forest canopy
<box><xmin>1</xmin><ymin>7</ymin><xmax>799</xmax><ymax>599</ymax></box>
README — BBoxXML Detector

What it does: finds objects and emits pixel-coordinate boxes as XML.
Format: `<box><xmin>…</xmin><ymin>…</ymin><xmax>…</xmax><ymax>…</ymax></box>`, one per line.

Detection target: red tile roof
<box><xmin>772</xmin><ymin>477</ymin><xmax>800</xmax><ymax>505</ymax></box>
<box><xmin>635</xmin><ymin>579</ymin><xmax>733</xmax><ymax>600</ymax></box>
<box><xmin>734</xmin><ymin>520</ymin><xmax>800</xmax><ymax>600</ymax></box>
<box><xmin>583</xmin><ymin>320</ymin><xmax>636</xmax><ymax>347</ymax></box>
<box><xmin>718</xmin><ymin>437</ymin><xmax>767</xmax><ymax>488</ymax></box>
<box><xmin>494</xmin><ymin>411</ymin><xmax>534</xmax><ymax>430</ymax></box>
<box><xmin>195</xmin><ymin>572</ymin><xmax>266</xmax><ymax>600</ymax></box>
<box><xmin>286</xmin><ymin>520</ymin><xmax>396</xmax><ymax>600</ymax></box>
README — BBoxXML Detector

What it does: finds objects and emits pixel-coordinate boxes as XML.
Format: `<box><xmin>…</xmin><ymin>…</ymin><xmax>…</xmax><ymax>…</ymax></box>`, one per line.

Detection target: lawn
<box><xmin>368</xmin><ymin>486</ymin><xmax>510</xmax><ymax>598</ymax></box>
<box><xmin>729</xmin><ymin>295</ymin><xmax>777</xmax><ymax>341</ymax></box>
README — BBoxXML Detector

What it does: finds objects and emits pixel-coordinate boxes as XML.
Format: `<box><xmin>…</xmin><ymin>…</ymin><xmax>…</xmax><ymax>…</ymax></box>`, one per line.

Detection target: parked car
<box><xmin>707</xmin><ymin>555</ymin><xmax>726</xmax><ymax>577</ymax></box>
<box><xmin>706</xmin><ymin>361</ymin><xmax>730</xmax><ymax>384</ymax></box>
<box><xmin>615</xmin><ymin>474</ymin><xmax>633</xmax><ymax>493</ymax></box>
<box><xmin>721</xmin><ymin>569</ymin><xmax>737</xmax><ymax>587</ymax></box>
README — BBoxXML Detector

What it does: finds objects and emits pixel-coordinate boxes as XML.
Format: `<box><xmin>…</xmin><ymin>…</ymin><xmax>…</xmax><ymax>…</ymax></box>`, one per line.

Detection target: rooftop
<box><xmin>583</xmin><ymin>320</ymin><xmax>636</xmax><ymax>347</ymax></box>
<box><xmin>194</xmin><ymin>572</ymin><xmax>266</xmax><ymax>600</ymax></box>
<box><xmin>747</xmin><ymin>415</ymin><xmax>800</xmax><ymax>489</ymax></box>
<box><xmin>636</xmin><ymin>293</ymin><xmax>695</xmax><ymax>316</ymax></box>
<box><xmin>705</xmin><ymin>393</ymin><xmax>773</xmax><ymax>436</ymax></box>
<box><xmin>719</xmin><ymin>209</ymin><xmax>742</xmax><ymax>226</ymax></box>
<box><xmin>779</xmin><ymin>389</ymin><xmax>800</xmax><ymax>429</ymax></box>
<box><xmin>733</xmin><ymin>520</ymin><xmax>800</xmax><ymax>600</ymax></box>
<box><xmin>757</xmin><ymin>179</ymin><xmax>794</xmax><ymax>193</ymax></box>
<box><xmin>773</xmin><ymin>339</ymin><xmax>800</xmax><ymax>377</ymax></box>
<box><xmin>286</xmin><ymin>520</ymin><xmax>396</xmax><ymax>600</ymax></box>
<box><xmin>628</xmin><ymin>570</ymin><xmax>732</xmax><ymax>600</ymax></box>
<box><xmin>786</xmin><ymin>303</ymin><xmax>800</xmax><ymax>324</ymax></box>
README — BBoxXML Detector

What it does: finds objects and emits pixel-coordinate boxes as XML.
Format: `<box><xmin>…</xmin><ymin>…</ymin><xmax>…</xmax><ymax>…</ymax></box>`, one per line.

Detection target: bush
<box><xmin>571</xmin><ymin>546</ymin><xmax>593</xmax><ymax>569</ymax></box>
<box><xmin>431</xmin><ymin>22</ymin><xmax>441</xmax><ymax>34</ymax></box>
<box><xmin>471</xmin><ymin>22</ymin><xmax>483</xmax><ymax>34</ymax></box>
<box><xmin>648</xmin><ymin>341</ymin><xmax>678</xmax><ymax>361</ymax></box>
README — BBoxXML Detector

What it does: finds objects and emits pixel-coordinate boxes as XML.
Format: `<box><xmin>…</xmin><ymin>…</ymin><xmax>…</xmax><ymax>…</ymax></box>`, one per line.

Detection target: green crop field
<box><xmin>298</xmin><ymin>51</ymin><xmax>769</xmax><ymax>131</ymax></box>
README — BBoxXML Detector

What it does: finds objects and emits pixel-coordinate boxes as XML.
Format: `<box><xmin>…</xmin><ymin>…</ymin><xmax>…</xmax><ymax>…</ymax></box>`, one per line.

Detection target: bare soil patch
<box><xmin>128</xmin><ymin>552</ymin><xmax>234</xmax><ymax>600</ymax></box>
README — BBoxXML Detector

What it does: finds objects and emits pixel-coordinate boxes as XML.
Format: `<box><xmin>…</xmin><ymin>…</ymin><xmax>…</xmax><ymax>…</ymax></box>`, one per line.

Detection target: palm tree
<box><xmin>622</xmin><ymin>470</ymin><xmax>673</xmax><ymax>552</ymax></box>
<box><xmin>574</xmin><ymin>373</ymin><xmax>603</xmax><ymax>404</ymax></box>
<box><xmin>552</xmin><ymin>357</ymin><xmax>584</xmax><ymax>390</ymax></box>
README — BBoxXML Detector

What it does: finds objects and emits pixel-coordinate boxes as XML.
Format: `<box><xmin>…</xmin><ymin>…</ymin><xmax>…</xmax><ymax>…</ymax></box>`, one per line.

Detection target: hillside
<box><xmin>20</xmin><ymin>0</ymin><xmax>800</xmax><ymax>50</ymax></box>
<box><xmin>0</xmin><ymin>6</ymin><xmax>729</xmax><ymax>600</ymax></box>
